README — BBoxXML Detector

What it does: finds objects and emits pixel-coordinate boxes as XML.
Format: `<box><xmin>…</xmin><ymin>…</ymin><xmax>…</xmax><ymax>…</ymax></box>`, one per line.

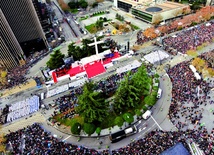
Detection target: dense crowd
<box><xmin>51</xmin><ymin>88</ymin><xmax>82</xmax><ymax>120</ymax></box>
<box><xmin>4</xmin><ymin>123</ymin><xmax>106</xmax><ymax>155</ymax></box>
<box><xmin>112</xmin><ymin>128</ymin><xmax>214</xmax><ymax>155</ymax></box>
<box><xmin>166</xmin><ymin>58</ymin><xmax>214</xmax><ymax>154</ymax></box>
<box><xmin>167</xmin><ymin>61</ymin><xmax>212</xmax><ymax>131</ymax></box>
<box><xmin>163</xmin><ymin>21</ymin><xmax>214</xmax><ymax>54</ymax></box>
<box><xmin>5</xmin><ymin>123</ymin><xmax>214</xmax><ymax>154</ymax></box>
<box><xmin>1</xmin><ymin>50</ymin><xmax>49</xmax><ymax>90</ymax></box>
<box><xmin>135</xmin><ymin>30</ymin><xmax>150</xmax><ymax>45</ymax></box>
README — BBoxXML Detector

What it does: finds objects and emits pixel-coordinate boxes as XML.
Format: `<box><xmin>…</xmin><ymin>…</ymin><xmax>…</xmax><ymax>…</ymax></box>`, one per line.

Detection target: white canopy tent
<box><xmin>116</xmin><ymin>60</ymin><xmax>142</xmax><ymax>74</ymax></box>
<box><xmin>80</xmin><ymin>50</ymin><xmax>112</xmax><ymax>66</ymax></box>
<box><xmin>144</xmin><ymin>50</ymin><xmax>169</xmax><ymax>64</ymax></box>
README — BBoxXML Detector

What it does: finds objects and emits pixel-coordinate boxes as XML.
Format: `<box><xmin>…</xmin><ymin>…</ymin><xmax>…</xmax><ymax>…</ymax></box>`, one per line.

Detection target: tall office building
<box><xmin>32</xmin><ymin>0</ymin><xmax>52</xmax><ymax>32</ymax></box>
<box><xmin>0</xmin><ymin>0</ymin><xmax>48</xmax><ymax>56</ymax></box>
<box><xmin>0</xmin><ymin>9</ymin><xmax>25</xmax><ymax>70</ymax></box>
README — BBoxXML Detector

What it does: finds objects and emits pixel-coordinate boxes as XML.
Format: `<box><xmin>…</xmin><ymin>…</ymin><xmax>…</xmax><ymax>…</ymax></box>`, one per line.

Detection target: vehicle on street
<box><xmin>142</xmin><ymin>110</ymin><xmax>152</xmax><ymax>120</ymax></box>
<box><xmin>157</xmin><ymin>88</ymin><xmax>162</xmax><ymax>98</ymax></box>
<box><xmin>109</xmin><ymin>125</ymin><xmax>137</xmax><ymax>143</ymax></box>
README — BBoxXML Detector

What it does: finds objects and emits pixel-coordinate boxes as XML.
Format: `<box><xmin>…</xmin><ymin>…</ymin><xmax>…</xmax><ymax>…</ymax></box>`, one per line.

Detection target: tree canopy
<box><xmin>83</xmin><ymin>123</ymin><xmax>96</xmax><ymax>135</ymax></box>
<box><xmin>75</xmin><ymin>82</ymin><xmax>109</xmax><ymax>123</ymax></box>
<box><xmin>123</xmin><ymin>113</ymin><xmax>134</xmax><ymax>124</ymax></box>
<box><xmin>114</xmin><ymin>72</ymin><xmax>141</xmax><ymax>113</ymax></box>
<box><xmin>46</xmin><ymin>50</ymin><xmax>65</xmax><ymax>70</ymax></box>
<box><xmin>114</xmin><ymin>116</ymin><xmax>124</xmax><ymax>128</ymax></box>
<box><xmin>71</xmin><ymin>122</ymin><xmax>81</xmax><ymax>135</ymax></box>
<box><xmin>131</xmin><ymin>65</ymin><xmax>151</xmax><ymax>96</ymax></box>
<box><xmin>67</xmin><ymin>37</ymin><xmax>106</xmax><ymax>61</ymax></box>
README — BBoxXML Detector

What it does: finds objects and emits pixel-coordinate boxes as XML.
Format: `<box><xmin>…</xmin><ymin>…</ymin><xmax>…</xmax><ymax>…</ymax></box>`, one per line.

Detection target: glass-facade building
<box><xmin>0</xmin><ymin>9</ymin><xmax>24</xmax><ymax>70</ymax></box>
<box><xmin>0</xmin><ymin>0</ymin><xmax>48</xmax><ymax>56</ymax></box>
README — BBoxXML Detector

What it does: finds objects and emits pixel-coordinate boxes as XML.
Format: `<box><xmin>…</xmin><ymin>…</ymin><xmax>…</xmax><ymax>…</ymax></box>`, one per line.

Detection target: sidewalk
<box><xmin>1</xmin><ymin>80</ymin><xmax>37</xmax><ymax>98</ymax></box>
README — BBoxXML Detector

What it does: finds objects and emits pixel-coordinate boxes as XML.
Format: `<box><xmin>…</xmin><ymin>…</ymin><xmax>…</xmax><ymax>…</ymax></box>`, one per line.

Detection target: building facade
<box><xmin>114</xmin><ymin>0</ymin><xmax>188</xmax><ymax>23</ymax></box>
<box><xmin>0</xmin><ymin>0</ymin><xmax>48</xmax><ymax>56</ymax></box>
<box><xmin>0</xmin><ymin>9</ymin><xmax>25</xmax><ymax>70</ymax></box>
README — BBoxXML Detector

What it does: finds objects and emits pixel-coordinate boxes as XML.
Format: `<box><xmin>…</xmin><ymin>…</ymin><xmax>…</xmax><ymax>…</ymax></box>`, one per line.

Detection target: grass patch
<box><xmin>80</xmin><ymin>16</ymin><xmax>89</xmax><ymax>21</ymax></box>
<box><xmin>70</xmin><ymin>8</ymin><xmax>78</xmax><ymax>14</ymax></box>
<box><xmin>64</xmin><ymin>116</ymin><xmax>84</xmax><ymax>127</ymax></box>
<box><xmin>85</xmin><ymin>23</ymin><xmax>97</xmax><ymax>33</ymax></box>
<box><xmin>130</xmin><ymin>24</ymin><xmax>140</xmax><ymax>30</ymax></box>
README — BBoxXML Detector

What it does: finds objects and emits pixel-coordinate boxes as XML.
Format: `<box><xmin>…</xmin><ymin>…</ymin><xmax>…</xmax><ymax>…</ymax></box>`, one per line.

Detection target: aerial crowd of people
<box><xmin>163</xmin><ymin>21</ymin><xmax>214</xmax><ymax>54</ymax></box>
<box><xmin>5</xmin><ymin>123</ymin><xmax>214</xmax><ymax>154</ymax></box>
<box><xmin>1</xmin><ymin>50</ymin><xmax>49</xmax><ymax>91</ymax></box>
<box><xmin>168</xmin><ymin>60</ymin><xmax>212</xmax><ymax>130</ymax></box>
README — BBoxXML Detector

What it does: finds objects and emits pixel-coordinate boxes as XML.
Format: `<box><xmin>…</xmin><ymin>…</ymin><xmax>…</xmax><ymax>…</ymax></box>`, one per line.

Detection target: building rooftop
<box><xmin>125</xmin><ymin>1</ymin><xmax>187</xmax><ymax>14</ymax></box>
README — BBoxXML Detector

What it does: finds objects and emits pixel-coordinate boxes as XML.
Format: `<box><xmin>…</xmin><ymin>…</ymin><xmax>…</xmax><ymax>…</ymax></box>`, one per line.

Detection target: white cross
<box><xmin>88</xmin><ymin>37</ymin><xmax>104</xmax><ymax>56</ymax></box>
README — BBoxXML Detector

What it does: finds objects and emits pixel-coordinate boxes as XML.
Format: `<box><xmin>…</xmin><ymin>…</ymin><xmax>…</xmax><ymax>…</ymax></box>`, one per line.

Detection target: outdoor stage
<box><xmin>52</xmin><ymin>52</ymin><xmax>120</xmax><ymax>82</ymax></box>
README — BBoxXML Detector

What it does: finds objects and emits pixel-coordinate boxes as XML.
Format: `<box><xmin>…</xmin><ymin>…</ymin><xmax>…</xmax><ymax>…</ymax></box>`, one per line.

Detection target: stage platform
<box><xmin>53</xmin><ymin>52</ymin><xmax>120</xmax><ymax>81</ymax></box>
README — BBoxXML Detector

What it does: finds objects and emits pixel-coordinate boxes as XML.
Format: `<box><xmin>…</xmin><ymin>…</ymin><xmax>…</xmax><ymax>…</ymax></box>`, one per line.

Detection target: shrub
<box><xmin>144</xmin><ymin>95</ymin><xmax>157</xmax><ymax>106</ymax></box>
<box><xmin>114</xmin><ymin>116</ymin><xmax>124</xmax><ymax>127</ymax></box>
<box><xmin>71</xmin><ymin>122</ymin><xmax>81</xmax><ymax>135</ymax></box>
<box><xmin>123</xmin><ymin>113</ymin><xmax>134</xmax><ymax>124</ymax></box>
<box><xmin>95</xmin><ymin>127</ymin><xmax>102</xmax><ymax>135</ymax></box>
<box><xmin>83</xmin><ymin>123</ymin><xmax>96</xmax><ymax>135</ymax></box>
<box><xmin>135</xmin><ymin>109</ymin><xmax>142</xmax><ymax>117</ymax></box>
<box><xmin>142</xmin><ymin>105</ymin><xmax>148</xmax><ymax>111</ymax></box>
<box><xmin>154</xmin><ymin>74</ymin><xmax>159</xmax><ymax>78</ymax></box>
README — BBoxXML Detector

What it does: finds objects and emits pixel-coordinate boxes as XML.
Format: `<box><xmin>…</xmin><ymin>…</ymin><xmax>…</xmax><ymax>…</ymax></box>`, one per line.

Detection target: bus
<box><xmin>109</xmin><ymin>125</ymin><xmax>137</xmax><ymax>143</ymax></box>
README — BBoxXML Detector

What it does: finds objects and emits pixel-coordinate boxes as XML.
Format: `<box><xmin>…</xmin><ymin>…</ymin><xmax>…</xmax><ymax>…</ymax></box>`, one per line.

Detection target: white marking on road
<box><xmin>137</xmin><ymin>123</ymin><xmax>156</xmax><ymax>139</ymax></box>
<box><xmin>63</xmin><ymin>135</ymin><xmax>71</xmax><ymax>141</ymax></box>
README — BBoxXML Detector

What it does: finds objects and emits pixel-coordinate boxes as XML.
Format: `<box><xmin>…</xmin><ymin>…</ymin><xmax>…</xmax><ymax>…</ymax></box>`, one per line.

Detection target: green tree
<box><xmin>76</xmin><ymin>82</ymin><xmax>109</xmax><ymax>123</ymax></box>
<box><xmin>144</xmin><ymin>95</ymin><xmax>157</xmax><ymax>106</ymax></box>
<box><xmin>103</xmin><ymin>17</ymin><xmax>107</xmax><ymax>22</ymax></box>
<box><xmin>95</xmin><ymin>127</ymin><xmax>102</xmax><ymax>135</ymax></box>
<box><xmin>114</xmin><ymin>73</ymin><xmax>140</xmax><ymax>113</ymax></box>
<box><xmin>68</xmin><ymin>1</ymin><xmax>77</xmax><ymax>9</ymax></box>
<box><xmin>123</xmin><ymin>113</ymin><xmax>134</xmax><ymax>124</ymax></box>
<box><xmin>68</xmin><ymin>42</ymin><xmax>76</xmax><ymax>57</ymax></box>
<box><xmin>67</xmin><ymin>38</ymin><xmax>105</xmax><ymax>61</ymax></box>
<box><xmin>114</xmin><ymin>116</ymin><xmax>124</xmax><ymax>128</ymax></box>
<box><xmin>79</xmin><ymin>0</ymin><xmax>88</xmax><ymax>8</ymax></box>
<box><xmin>71</xmin><ymin>122</ymin><xmax>81</xmax><ymax>135</ymax></box>
<box><xmin>83</xmin><ymin>123</ymin><xmax>96</xmax><ymax>135</ymax></box>
<box><xmin>131</xmin><ymin>65</ymin><xmax>151</xmax><ymax>96</ymax></box>
<box><xmin>46</xmin><ymin>50</ymin><xmax>65</xmax><ymax>70</ymax></box>
<box><xmin>95</xmin><ymin>19</ymin><xmax>103</xmax><ymax>30</ymax></box>
<box><xmin>135</xmin><ymin>109</ymin><xmax>142</xmax><ymax>117</ymax></box>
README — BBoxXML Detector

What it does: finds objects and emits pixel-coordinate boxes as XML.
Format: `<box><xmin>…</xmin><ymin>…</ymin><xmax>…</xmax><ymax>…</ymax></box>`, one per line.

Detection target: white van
<box><xmin>157</xmin><ymin>88</ymin><xmax>162</xmax><ymax>99</ymax></box>
<box><xmin>142</xmin><ymin>110</ymin><xmax>152</xmax><ymax>119</ymax></box>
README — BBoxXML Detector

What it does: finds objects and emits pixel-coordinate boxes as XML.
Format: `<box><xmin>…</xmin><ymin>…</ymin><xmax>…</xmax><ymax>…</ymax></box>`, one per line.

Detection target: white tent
<box><xmin>144</xmin><ymin>50</ymin><xmax>169</xmax><ymax>64</ymax></box>
<box><xmin>80</xmin><ymin>50</ymin><xmax>111</xmax><ymax>66</ymax></box>
<box><xmin>116</xmin><ymin>60</ymin><xmax>142</xmax><ymax>74</ymax></box>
